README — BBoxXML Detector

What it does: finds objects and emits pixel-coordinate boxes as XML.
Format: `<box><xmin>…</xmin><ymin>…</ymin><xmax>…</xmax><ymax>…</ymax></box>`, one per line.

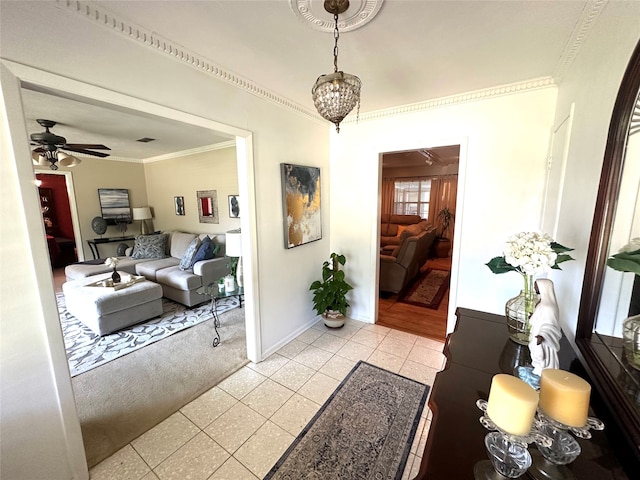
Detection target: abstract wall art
<box><xmin>281</xmin><ymin>163</ymin><xmax>322</xmax><ymax>248</ymax></box>
<box><xmin>229</xmin><ymin>195</ymin><xmax>240</xmax><ymax>218</ymax></box>
<box><xmin>97</xmin><ymin>188</ymin><xmax>131</xmax><ymax>225</ymax></box>
<box><xmin>174</xmin><ymin>196</ymin><xmax>185</xmax><ymax>216</ymax></box>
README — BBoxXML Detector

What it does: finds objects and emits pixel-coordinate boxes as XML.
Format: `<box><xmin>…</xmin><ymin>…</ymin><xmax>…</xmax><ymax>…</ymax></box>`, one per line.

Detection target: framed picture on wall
<box><xmin>197</xmin><ymin>190</ymin><xmax>219</xmax><ymax>224</ymax></box>
<box><xmin>229</xmin><ymin>195</ymin><xmax>240</xmax><ymax>218</ymax></box>
<box><xmin>281</xmin><ymin>163</ymin><xmax>322</xmax><ymax>248</ymax></box>
<box><xmin>174</xmin><ymin>196</ymin><xmax>185</xmax><ymax>216</ymax></box>
<box><xmin>98</xmin><ymin>188</ymin><xmax>131</xmax><ymax>225</ymax></box>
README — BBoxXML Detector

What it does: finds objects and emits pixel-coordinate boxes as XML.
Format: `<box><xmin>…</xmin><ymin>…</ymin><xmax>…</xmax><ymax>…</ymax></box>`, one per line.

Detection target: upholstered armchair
<box><xmin>379</xmin><ymin>225</ymin><xmax>436</xmax><ymax>293</ymax></box>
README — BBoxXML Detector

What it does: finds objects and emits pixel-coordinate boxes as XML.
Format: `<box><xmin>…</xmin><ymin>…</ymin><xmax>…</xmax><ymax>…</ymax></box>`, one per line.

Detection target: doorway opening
<box><xmin>377</xmin><ymin>145</ymin><xmax>460</xmax><ymax>341</ymax></box>
<box><xmin>36</xmin><ymin>172</ymin><xmax>79</xmax><ymax>269</ymax></box>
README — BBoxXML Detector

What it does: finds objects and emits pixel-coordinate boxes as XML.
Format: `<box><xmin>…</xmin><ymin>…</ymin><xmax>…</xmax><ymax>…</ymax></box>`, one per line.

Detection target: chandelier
<box><xmin>311</xmin><ymin>0</ymin><xmax>361</xmax><ymax>133</ymax></box>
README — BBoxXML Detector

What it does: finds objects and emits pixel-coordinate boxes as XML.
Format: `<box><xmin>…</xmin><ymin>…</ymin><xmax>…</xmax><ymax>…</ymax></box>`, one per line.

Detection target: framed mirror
<box><xmin>197</xmin><ymin>190</ymin><xmax>219</xmax><ymax>224</ymax></box>
<box><xmin>576</xmin><ymin>39</ymin><xmax>640</xmax><ymax>461</ymax></box>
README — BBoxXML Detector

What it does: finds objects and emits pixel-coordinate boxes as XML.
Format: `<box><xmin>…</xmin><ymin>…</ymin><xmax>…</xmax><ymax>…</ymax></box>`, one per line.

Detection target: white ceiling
<box><xmin>13</xmin><ymin>0</ymin><xmax>603</xmax><ymax>161</ymax></box>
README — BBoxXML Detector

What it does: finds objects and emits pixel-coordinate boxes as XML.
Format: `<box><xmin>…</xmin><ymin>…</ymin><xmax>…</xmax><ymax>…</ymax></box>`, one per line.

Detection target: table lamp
<box><xmin>225</xmin><ymin>228</ymin><xmax>243</xmax><ymax>288</ymax></box>
<box><xmin>132</xmin><ymin>207</ymin><xmax>153</xmax><ymax>235</ymax></box>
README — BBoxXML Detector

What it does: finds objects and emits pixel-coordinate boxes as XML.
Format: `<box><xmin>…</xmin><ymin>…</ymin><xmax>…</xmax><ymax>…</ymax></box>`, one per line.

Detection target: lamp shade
<box><xmin>225</xmin><ymin>229</ymin><xmax>242</xmax><ymax>257</ymax></box>
<box><xmin>132</xmin><ymin>207</ymin><xmax>152</xmax><ymax>221</ymax></box>
<box><xmin>57</xmin><ymin>151</ymin><xmax>81</xmax><ymax>167</ymax></box>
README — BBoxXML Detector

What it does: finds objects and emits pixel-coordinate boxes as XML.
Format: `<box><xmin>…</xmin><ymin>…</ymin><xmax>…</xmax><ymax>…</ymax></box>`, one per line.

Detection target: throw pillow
<box><xmin>130</xmin><ymin>233</ymin><xmax>168</xmax><ymax>259</ymax></box>
<box><xmin>179</xmin><ymin>237</ymin><xmax>202</xmax><ymax>270</ymax></box>
<box><xmin>191</xmin><ymin>237</ymin><xmax>220</xmax><ymax>267</ymax></box>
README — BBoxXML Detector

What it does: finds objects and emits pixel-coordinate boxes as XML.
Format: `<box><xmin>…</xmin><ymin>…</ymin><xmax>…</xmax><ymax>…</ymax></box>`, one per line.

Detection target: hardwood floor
<box><xmin>377</xmin><ymin>256</ymin><xmax>451</xmax><ymax>343</ymax></box>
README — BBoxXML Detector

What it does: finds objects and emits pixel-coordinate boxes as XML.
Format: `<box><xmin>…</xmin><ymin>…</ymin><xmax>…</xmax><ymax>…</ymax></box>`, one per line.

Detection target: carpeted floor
<box><xmin>73</xmin><ymin>305</ymin><xmax>248</xmax><ymax>468</ymax></box>
<box><xmin>265</xmin><ymin>361</ymin><xmax>429</xmax><ymax>480</ymax></box>
<box><xmin>400</xmin><ymin>268</ymin><xmax>450</xmax><ymax>309</ymax></box>
<box><xmin>58</xmin><ymin>293</ymin><xmax>241</xmax><ymax>376</ymax></box>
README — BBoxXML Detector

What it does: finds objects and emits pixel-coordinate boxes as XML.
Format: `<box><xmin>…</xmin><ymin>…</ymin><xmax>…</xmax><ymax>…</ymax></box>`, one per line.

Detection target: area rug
<box><xmin>57</xmin><ymin>292</ymin><xmax>240</xmax><ymax>376</ymax></box>
<box><xmin>400</xmin><ymin>268</ymin><xmax>450</xmax><ymax>309</ymax></box>
<box><xmin>265</xmin><ymin>361</ymin><xmax>430</xmax><ymax>480</ymax></box>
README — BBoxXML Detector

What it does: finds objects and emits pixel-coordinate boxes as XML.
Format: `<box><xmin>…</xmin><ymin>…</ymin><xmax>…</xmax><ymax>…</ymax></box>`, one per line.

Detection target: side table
<box><xmin>87</xmin><ymin>236</ymin><xmax>135</xmax><ymax>259</ymax></box>
<box><xmin>196</xmin><ymin>284</ymin><xmax>244</xmax><ymax>347</ymax></box>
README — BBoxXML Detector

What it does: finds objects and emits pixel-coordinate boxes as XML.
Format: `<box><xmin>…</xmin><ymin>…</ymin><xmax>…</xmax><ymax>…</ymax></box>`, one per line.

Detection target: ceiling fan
<box><xmin>30</xmin><ymin>119</ymin><xmax>111</xmax><ymax>170</ymax></box>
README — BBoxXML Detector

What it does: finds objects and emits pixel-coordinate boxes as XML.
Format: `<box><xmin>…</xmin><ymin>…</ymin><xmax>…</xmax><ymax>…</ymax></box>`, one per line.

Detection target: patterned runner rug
<box><xmin>265</xmin><ymin>361</ymin><xmax>430</xmax><ymax>480</ymax></box>
<box><xmin>57</xmin><ymin>293</ymin><xmax>240</xmax><ymax>376</ymax></box>
<box><xmin>400</xmin><ymin>268</ymin><xmax>450</xmax><ymax>309</ymax></box>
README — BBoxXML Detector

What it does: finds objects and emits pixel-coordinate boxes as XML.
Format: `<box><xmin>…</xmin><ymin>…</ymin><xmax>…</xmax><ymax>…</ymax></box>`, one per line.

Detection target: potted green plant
<box><xmin>309</xmin><ymin>252</ymin><xmax>354</xmax><ymax>328</ymax></box>
<box><xmin>434</xmin><ymin>207</ymin><xmax>455</xmax><ymax>258</ymax></box>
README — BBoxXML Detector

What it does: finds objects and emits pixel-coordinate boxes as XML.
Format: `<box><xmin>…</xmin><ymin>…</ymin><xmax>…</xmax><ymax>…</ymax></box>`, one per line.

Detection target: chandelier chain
<box><xmin>333</xmin><ymin>13</ymin><xmax>339</xmax><ymax>73</ymax></box>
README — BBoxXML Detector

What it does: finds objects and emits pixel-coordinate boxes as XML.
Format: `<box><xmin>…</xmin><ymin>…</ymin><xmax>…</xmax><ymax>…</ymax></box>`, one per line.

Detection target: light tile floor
<box><xmin>89</xmin><ymin>318</ymin><xmax>445</xmax><ymax>480</ymax></box>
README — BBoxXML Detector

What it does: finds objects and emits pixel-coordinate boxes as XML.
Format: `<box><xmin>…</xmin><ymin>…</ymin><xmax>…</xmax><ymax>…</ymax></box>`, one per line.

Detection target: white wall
<box><xmin>329</xmin><ymin>0</ymin><xmax>640</xmax><ymax>340</ymax></box>
<box><xmin>0</xmin><ymin>2</ymin><xmax>328</xmax><ymax>479</ymax></box>
<box><xmin>1</xmin><ymin>65</ymin><xmax>88</xmax><ymax>480</ymax></box>
<box><xmin>331</xmin><ymin>88</ymin><xmax>558</xmax><ymax>332</ymax></box>
<box><xmin>549</xmin><ymin>1</ymin><xmax>640</xmax><ymax>339</ymax></box>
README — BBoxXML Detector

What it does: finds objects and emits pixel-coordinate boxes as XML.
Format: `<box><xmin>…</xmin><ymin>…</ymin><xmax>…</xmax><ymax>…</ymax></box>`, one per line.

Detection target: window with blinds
<box><xmin>393</xmin><ymin>179</ymin><xmax>431</xmax><ymax>218</ymax></box>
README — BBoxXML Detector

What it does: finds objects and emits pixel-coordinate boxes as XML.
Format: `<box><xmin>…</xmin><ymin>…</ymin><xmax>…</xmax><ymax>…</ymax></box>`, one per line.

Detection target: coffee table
<box><xmin>197</xmin><ymin>283</ymin><xmax>244</xmax><ymax>347</ymax></box>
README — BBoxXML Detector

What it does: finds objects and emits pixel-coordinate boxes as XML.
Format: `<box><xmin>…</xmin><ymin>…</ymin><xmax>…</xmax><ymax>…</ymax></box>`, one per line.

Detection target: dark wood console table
<box><xmin>86</xmin><ymin>236</ymin><xmax>135</xmax><ymax>259</ymax></box>
<box><xmin>413</xmin><ymin>308</ymin><xmax>633</xmax><ymax>479</ymax></box>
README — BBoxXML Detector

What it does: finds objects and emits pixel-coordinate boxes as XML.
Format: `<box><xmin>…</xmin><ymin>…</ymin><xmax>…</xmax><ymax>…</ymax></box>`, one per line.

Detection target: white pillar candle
<box><xmin>539</xmin><ymin>369</ymin><xmax>591</xmax><ymax>427</ymax></box>
<box><xmin>486</xmin><ymin>374</ymin><xmax>539</xmax><ymax>436</ymax></box>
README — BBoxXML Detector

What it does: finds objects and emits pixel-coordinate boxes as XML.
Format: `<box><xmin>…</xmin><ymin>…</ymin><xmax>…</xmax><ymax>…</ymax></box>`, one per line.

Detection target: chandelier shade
<box><xmin>311</xmin><ymin>0</ymin><xmax>361</xmax><ymax>133</ymax></box>
<box><xmin>312</xmin><ymin>71</ymin><xmax>361</xmax><ymax>133</ymax></box>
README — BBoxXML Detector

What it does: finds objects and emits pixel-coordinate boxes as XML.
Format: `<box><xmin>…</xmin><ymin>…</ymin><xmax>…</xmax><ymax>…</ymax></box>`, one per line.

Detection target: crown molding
<box><xmin>58</xmin><ymin>141</ymin><xmax>236</xmax><ymax>165</ymax></box>
<box><xmin>143</xmin><ymin>141</ymin><xmax>236</xmax><ymax>163</ymax></box>
<box><xmin>60</xmin><ymin>0</ymin><xmax>319</xmax><ymax>120</ymax></box>
<box><xmin>346</xmin><ymin>77</ymin><xmax>556</xmax><ymax>123</ymax></box>
<box><xmin>552</xmin><ymin>0</ymin><xmax>608</xmax><ymax>83</ymax></box>
<box><xmin>58</xmin><ymin>0</ymin><xmax>600</xmax><ymax>126</ymax></box>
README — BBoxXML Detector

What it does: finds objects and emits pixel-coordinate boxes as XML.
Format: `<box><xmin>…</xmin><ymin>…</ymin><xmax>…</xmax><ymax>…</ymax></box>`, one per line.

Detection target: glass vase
<box><xmin>111</xmin><ymin>268</ymin><xmax>121</xmax><ymax>284</ymax></box>
<box><xmin>505</xmin><ymin>275</ymin><xmax>537</xmax><ymax>345</ymax></box>
<box><xmin>622</xmin><ymin>314</ymin><xmax>640</xmax><ymax>370</ymax></box>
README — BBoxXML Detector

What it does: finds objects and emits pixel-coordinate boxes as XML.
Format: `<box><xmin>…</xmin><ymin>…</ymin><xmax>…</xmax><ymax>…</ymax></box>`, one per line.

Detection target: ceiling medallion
<box><xmin>289</xmin><ymin>0</ymin><xmax>384</xmax><ymax>32</ymax></box>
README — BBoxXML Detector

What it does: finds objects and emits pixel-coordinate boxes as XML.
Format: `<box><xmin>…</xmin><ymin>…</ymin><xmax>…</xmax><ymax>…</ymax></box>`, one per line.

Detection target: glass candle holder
<box><xmin>483</xmin><ymin>432</ymin><xmax>531</xmax><ymax>478</ymax></box>
<box><xmin>528</xmin><ymin>409</ymin><xmax>604</xmax><ymax>480</ymax></box>
<box><xmin>475</xmin><ymin>399</ymin><xmax>552</xmax><ymax>480</ymax></box>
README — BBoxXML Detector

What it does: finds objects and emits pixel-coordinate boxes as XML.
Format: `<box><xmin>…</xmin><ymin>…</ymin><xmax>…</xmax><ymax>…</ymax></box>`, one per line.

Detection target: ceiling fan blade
<box><xmin>63</xmin><ymin>147</ymin><xmax>110</xmax><ymax>158</ymax></box>
<box><xmin>62</xmin><ymin>143</ymin><xmax>111</xmax><ymax>150</ymax></box>
<box><xmin>33</xmin><ymin>146</ymin><xmax>45</xmax><ymax>154</ymax></box>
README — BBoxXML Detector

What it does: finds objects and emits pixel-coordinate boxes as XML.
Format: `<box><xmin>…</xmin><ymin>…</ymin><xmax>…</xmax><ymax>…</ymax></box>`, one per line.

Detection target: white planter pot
<box><xmin>323</xmin><ymin>310</ymin><xmax>345</xmax><ymax>328</ymax></box>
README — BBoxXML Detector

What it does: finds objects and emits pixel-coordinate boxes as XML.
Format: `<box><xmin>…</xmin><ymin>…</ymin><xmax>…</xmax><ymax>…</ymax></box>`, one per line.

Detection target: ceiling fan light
<box><xmin>57</xmin><ymin>151</ymin><xmax>81</xmax><ymax>167</ymax></box>
<box><xmin>31</xmin><ymin>151</ymin><xmax>42</xmax><ymax>165</ymax></box>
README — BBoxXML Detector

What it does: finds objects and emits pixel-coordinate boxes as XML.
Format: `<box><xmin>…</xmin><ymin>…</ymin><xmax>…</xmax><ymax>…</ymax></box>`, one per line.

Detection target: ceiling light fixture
<box><xmin>57</xmin><ymin>151</ymin><xmax>81</xmax><ymax>168</ymax></box>
<box><xmin>32</xmin><ymin>149</ymin><xmax>81</xmax><ymax>170</ymax></box>
<box><xmin>311</xmin><ymin>0</ymin><xmax>361</xmax><ymax>133</ymax></box>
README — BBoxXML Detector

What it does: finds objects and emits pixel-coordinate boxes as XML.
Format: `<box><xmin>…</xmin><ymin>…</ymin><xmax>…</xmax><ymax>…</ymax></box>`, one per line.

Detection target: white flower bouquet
<box><xmin>486</xmin><ymin>232</ymin><xmax>574</xmax><ymax>276</ymax></box>
<box><xmin>104</xmin><ymin>257</ymin><xmax>120</xmax><ymax>268</ymax></box>
<box><xmin>486</xmin><ymin>232</ymin><xmax>574</xmax><ymax>343</ymax></box>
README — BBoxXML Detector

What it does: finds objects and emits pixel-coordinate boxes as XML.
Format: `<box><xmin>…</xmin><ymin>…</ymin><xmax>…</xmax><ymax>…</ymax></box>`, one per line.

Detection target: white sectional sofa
<box><xmin>65</xmin><ymin>231</ymin><xmax>230</xmax><ymax>307</ymax></box>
